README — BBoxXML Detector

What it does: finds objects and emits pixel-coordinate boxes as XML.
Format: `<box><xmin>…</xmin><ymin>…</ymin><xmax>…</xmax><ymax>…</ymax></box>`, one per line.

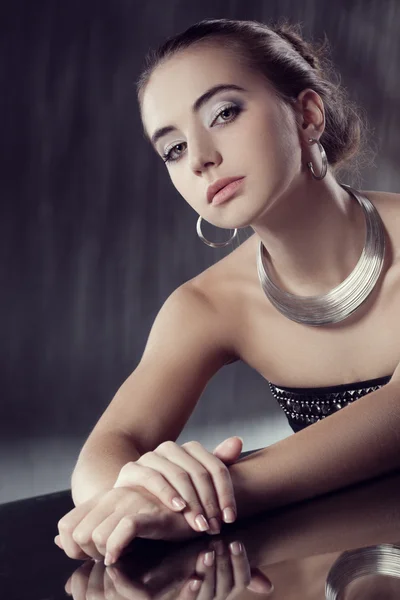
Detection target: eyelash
<box><xmin>161</xmin><ymin>103</ymin><xmax>242</xmax><ymax>164</ymax></box>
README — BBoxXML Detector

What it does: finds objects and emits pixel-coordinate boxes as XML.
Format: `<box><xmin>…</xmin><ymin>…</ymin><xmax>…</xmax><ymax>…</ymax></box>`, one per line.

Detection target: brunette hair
<box><xmin>136</xmin><ymin>17</ymin><xmax>373</xmax><ymax>178</ymax></box>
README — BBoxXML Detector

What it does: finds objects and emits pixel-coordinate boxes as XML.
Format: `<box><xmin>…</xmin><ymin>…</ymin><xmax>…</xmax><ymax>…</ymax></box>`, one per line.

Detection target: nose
<box><xmin>186</xmin><ymin>126</ymin><xmax>222</xmax><ymax>173</ymax></box>
<box><xmin>189</xmin><ymin>148</ymin><xmax>222</xmax><ymax>174</ymax></box>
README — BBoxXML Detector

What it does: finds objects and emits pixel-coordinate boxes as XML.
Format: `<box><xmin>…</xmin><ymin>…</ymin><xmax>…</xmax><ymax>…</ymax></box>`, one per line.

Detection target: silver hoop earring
<box><xmin>196</xmin><ymin>216</ymin><xmax>237</xmax><ymax>248</ymax></box>
<box><xmin>307</xmin><ymin>138</ymin><xmax>328</xmax><ymax>180</ymax></box>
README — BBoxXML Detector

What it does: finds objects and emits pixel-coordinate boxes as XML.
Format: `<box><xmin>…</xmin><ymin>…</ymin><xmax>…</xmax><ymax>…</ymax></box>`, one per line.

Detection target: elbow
<box><xmin>70</xmin><ymin>466</ymin><xmax>86</xmax><ymax>507</ymax></box>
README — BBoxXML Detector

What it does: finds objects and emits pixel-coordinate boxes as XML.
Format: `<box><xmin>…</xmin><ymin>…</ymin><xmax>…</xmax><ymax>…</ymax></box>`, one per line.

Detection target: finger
<box><xmin>190</xmin><ymin>546</ymin><xmax>216</xmax><ymax>598</ymax></box>
<box><xmin>106</xmin><ymin>567</ymin><xmax>150</xmax><ymax>599</ymax></box>
<box><xmin>85</xmin><ymin>560</ymin><xmax>109</xmax><ymax>597</ymax></box>
<box><xmin>209</xmin><ymin>540</ymin><xmax>234</xmax><ymax>597</ymax></box>
<box><xmin>91</xmin><ymin>511</ymin><xmax>123</xmax><ymax>557</ymax></box>
<box><xmin>58</xmin><ymin>501</ymin><xmax>99</xmax><ymax>560</ymax></box>
<box><xmin>228</xmin><ymin>541</ymin><xmax>252</xmax><ymax>593</ymax></box>
<box><xmin>69</xmin><ymin>560</ymin><xmax>94</xmax><ymax>599</ymax></box>
<box><xmin>64</xmin><ymin>576</ymin><xmax>72</xmax><ymax>596</ymax></box>
<box><xmin>72</xmin><ymin>523</ymin><xmax>109</xmax><ymax>561</ymax></box>
<box><xmin>114</xmin><ymin>460</ymin><xmax>187</xmax><ymax>513</ymax></box>
<box><xmin>182</xmin><ymin>441</ymin><xmax>237</xmax><ymax>524</ymax></box>
<box><xmin>212</xmin><ymin>436</ymin><xmax>244</xmax><ymax>464</ymax></box>
<box><xmin>247</xmin><ymin>568</ymin><xmax>275</xmax><ymax>595</ymax></box>
<box><xmin>71</xmin><ymin>499</ymin><xmax>117</xmax><ymax>561</ymax></box>
<box><xmin>105</xmin><ymin>515</ymin><xmax>139</xmax><ymax>566</ymax></box>
<box><xmin>153</xmin><ymin>443</ymin><xmax>221</xmax><ymax>529</ymax></box>
<box><xmin>105</xmin><ymin>508</ymin><xmax>176</xmax><ymax>566</ymax></box>
<box><xmin>181</xmin><ymin>577</ymin><xmax>204</xmax><ymax>597</ymax></box>
<box><xmin>104</xmin><ymin>569</ymin><xmax>119</xmax><ymax>598</ymax></box>
<box><xmin>115</xmin><ymin>455</ymin><xmax>210</xmax><ymax>534</ymax></box>
<box><xmin>136</xmin><ymin>542</ymin><xmax>206</xmax><ymax>597</ymax></box>
<box><xmin>177</xmin><ymin>441</ymin><xmax>237</xmax><ymax>524</ymax></box>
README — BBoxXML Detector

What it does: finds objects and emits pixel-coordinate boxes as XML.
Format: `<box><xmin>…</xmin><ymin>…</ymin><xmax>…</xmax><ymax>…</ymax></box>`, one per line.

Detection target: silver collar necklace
<box><xmin>256</xmin><ymin>184</ymin><xmax>386</xmax><ymax>326</ymax></box>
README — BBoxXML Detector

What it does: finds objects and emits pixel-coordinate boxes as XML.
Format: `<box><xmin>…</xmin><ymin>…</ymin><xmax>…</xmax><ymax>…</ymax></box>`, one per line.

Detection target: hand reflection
<box><xmin>64</xmin><ymin>538</ymin><xmax>273</xmax><ymax>598</ymax></box>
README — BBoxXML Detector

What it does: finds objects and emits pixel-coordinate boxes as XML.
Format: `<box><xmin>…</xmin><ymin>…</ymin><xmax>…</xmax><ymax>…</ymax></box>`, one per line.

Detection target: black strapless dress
<box><xmin>268</xmin><ymin>374</ymin><xmax>393</xmax><ymax>433</ymax></box>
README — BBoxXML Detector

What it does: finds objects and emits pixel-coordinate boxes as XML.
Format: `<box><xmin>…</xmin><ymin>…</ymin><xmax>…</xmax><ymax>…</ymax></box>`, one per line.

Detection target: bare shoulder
<box><xmin>362</xmin><ymin>189</ymin><xmax>400</xmax><ymax>253</ymax></box>
<box><xmin>187</xmin><ymin>233</ymin><xmax>259</xmax><ymax>363</ymax></box>
<box><xmin>362</xmin><ymin>188</ymin><xmax>400</xmax><ymax>214</ymax></box>
<box><xmin>188</xmin><ymin>232</ymin><xmax>257</xmax><ymax>301</ymax></box>
<box><xmin>174</xmin><ymin>276</ymin><xmax>240</xmax><ymax>364</ymax></box>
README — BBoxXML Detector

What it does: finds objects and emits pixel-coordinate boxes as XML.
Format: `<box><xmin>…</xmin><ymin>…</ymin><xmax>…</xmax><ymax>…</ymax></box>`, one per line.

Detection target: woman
<box><xmin>56</xmin><ymin>17</ymin><xmax>400</xmax><ymax>576</ymax></box>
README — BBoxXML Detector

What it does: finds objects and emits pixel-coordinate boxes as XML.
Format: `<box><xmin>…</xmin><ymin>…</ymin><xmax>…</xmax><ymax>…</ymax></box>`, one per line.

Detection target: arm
<box><xmin>229</xmin><ymin>379</ymin><xmax>400</xmax><ymax>520</ymax></box>
<box><xmin>71</xmin><ymin>282</ymin><xmax>234</xmax><ymax>506</ymax></box>
<box><xmin>71</xmin><ymin>432</ymin><xmax>142</xmax><ymax>506</ymax></box>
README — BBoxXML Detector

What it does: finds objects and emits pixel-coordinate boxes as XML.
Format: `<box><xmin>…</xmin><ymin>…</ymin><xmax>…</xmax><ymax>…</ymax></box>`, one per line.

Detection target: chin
<box><xmin>217</xmin><ymin>208</ymin><xmax>260</xmax><ymax>231</ymax></box>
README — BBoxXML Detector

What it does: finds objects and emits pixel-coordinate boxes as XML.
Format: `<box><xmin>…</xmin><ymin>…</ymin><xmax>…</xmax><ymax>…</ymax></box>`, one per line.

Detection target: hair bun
<box><xmin>272</xmin><ymin>23</ymin><xmax>321</xmax><ymax>71</ymax></box>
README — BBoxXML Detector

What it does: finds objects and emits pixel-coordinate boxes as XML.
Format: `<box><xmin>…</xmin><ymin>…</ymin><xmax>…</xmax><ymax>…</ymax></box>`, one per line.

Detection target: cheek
<box><xmin>255</xmin><ymin>115</ymin><xmax>300</xmax><ymax>177</ymax></box>
<box><xmin>249</xmin><ymin>125</ymin><xmax>294</xmax><ymax>177</ymax></box>
<box><xmin>281</xmin><ymin>127</ymin><xmax>302</xmax><ymax>171</ymax></box>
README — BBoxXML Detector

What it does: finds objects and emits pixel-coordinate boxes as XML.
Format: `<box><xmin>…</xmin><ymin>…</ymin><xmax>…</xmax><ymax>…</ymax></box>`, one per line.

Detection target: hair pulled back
<box><xmin>136</xmin><ymin>18</ymin><xmax>372</xmax><ymax>177</ymax></box>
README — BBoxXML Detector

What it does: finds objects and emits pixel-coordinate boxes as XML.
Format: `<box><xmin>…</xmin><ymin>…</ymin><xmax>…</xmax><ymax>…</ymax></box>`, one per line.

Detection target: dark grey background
<box><xmin>1</xmin><ymin>0</ymin><xmax>399</xmax><ymax>503</ymax></box>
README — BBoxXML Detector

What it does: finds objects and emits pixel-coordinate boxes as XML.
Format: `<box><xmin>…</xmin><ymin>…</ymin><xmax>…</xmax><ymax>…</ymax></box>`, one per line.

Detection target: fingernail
<box><xmin>203</xmin><ymin>550</ymin><xmax>215</xmax><ymax>567</ymax></box>
<box><xmin>223</xmin><ymin>507</ymin><xmax>236</xmax><ymax>523</ymax></box>
<box><xmin>104</xmin><ymin>553</ymin><xmax>113</xmax><ymax>566</ymax></box>
<box><xmin>208</xmin><ymin>517</ymin><xmax>221</xmax><ymax>534</ymax></box>
<box><xmin>172</xmin><ymin>497</ymin><xmax>186</xmax><ymax>510</ymax></box>
<box><xmin>195</xmin><ymin>514</ymin><xmax>210</xmax><ymax>531</ymax></box>
<box><xmin>190</xmin><ymin>579</ymin><xmax>202</xmax><ymax>592</ymax></box>
<box><xmin>229</xmin><ymin>541</ymin><xmax>243</xmax><ymax>555</ymax></box>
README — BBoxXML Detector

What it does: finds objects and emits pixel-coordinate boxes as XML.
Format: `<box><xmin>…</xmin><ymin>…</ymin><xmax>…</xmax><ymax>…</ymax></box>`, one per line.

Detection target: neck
<box><xmin>250</xmin><ymin>173</ymin><xmax>367</xmax><ymax>296</ymax></box>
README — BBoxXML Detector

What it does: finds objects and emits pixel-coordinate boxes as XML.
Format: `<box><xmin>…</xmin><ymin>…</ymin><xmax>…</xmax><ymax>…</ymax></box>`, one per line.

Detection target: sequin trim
<box><xmin>269</xmin><ymin>375</ymin><xmax>392</xmax><ymax>429</ymax></box>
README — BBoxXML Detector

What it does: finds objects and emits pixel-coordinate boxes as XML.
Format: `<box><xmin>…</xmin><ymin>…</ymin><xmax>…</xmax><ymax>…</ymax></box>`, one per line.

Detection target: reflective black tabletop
<box><xmin>2</xmin><ymin>448</ymin><xmax>400</xmax><ymax>599</ymax></box>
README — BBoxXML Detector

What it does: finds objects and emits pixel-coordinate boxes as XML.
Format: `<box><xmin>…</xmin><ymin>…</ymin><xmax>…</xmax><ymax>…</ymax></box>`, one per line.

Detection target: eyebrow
<box><xmin>148</xmin><ymin>83</ymin><xmax>247</xmax><ymax>149</ymax></box>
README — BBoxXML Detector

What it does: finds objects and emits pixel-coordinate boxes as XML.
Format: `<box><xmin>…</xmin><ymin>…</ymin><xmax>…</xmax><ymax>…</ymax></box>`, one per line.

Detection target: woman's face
<box><xmin>141</xmin><ymin>43</ymin><xmax>305</xmax><ymax>230</ymax></box>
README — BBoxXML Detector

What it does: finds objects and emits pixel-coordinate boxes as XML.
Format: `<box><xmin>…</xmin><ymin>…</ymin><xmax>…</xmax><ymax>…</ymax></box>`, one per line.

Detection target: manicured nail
<box><xmin>203</xmin><ymin>550</ymin><xmax>215</xmax><ymax>567</ymax></box>
<box><xmin>190</xmin><ymin>579</ymin><xmax>202</xmax><ymax>591</ymax></box>
<box><xmin>229</xmin><ymin>541</ymin><xmax>243</xmax><ymax>555</ymax></box>
<box><xmin>195</xmin><ymin>514</ymin><xmax>210</xmax><ymax>531</ymax></box>
<box><xmin>223</xmin><ymin>507</ymin><xmax>236</xmax><ymax>523</ymax></box>
<box><xmin>172</xmin><ymin>497</ymin><xmax>186</xmax><ymax>510</ymax></box>
<box><xmin>104</xmin><ymin>553</ymin><xmax>113</xmax><ymax>566</ymax></box>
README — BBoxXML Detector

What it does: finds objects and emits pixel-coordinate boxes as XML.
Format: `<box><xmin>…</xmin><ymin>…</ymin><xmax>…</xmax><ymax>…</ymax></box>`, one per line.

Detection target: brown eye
<box><xmin>220</xmin><ymin>107</ymin><xmax>234</xmax><ymax>119</ymax></box>
<box><xmin>163</xmin><ymin>104</ymin><xmax>241</xmax><ymax>164</ymax></box>
<box><xmin>212</xmin><ymin>104</ymin><xmax>241</xmax><ymax>126</ymax></box>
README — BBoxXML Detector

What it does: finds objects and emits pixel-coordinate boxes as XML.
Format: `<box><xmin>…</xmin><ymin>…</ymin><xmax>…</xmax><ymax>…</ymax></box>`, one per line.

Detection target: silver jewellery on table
<box><xmin>196</xmin><ymin>137</ymin><xmax>386</xmax><ymax>327</ymax></box>
<box><xmin>325</xmin><ymin>543</ymin><xmax>400</xmax><ymax>600</ymax></box>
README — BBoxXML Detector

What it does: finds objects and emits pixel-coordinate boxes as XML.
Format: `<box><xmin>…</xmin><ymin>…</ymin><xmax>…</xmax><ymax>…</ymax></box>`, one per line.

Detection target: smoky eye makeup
<box><xmin>159</xmin><ymin>97</ymin><xmax>245</xmax><ymax>158</ymax></box>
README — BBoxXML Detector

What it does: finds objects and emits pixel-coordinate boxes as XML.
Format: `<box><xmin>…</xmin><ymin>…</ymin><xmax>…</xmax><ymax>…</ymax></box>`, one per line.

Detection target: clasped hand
<box><xmin>56</xmin><ymin>437</ymin><xmax>243</xmax><ymax>565</ymax></box>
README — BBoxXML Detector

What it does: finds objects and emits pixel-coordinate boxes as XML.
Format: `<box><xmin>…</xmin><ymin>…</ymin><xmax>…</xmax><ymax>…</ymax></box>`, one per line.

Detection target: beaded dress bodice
<box><xmin>268</xmin><ymin>374</ymin><xmax>393</xmax><ymax>433</ymax></box>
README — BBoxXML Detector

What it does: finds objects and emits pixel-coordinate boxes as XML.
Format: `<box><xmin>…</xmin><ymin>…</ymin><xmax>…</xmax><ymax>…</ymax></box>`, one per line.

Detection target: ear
<box><xmin>295</xmin><ymin>88</ymin><xmax>326</xmax><ymax>142</ymax></box>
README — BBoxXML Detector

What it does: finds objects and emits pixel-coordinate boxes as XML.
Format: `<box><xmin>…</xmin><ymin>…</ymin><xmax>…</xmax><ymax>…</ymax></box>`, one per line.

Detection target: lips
<box><xmin>207</xmin><ymin>176</ymin><xmax>244</xmax><ymax>204</ymax></box>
